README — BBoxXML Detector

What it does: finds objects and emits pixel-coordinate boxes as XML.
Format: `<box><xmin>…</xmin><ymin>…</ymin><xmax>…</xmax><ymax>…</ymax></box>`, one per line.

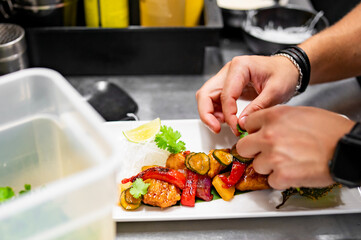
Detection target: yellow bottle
<box><xmin>185</xmin><ymin>0</ymin><xmax>204</xmax><ymax>27</ymax></box>
<box><xmin>139</xmin><ymin>0</ymin><xmax>185</xmax><ymax>27</ymax></box>
<box><xmin>84</xmin><ymin>0</ymin><xmax>129</xmax><ymax>28</ymax></box>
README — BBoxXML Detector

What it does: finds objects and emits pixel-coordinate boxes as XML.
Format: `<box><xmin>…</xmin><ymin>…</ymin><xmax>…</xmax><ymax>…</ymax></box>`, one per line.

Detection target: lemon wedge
<box><xmin>123</xmin><ymin>118</ymin><xmax>161</xmax><ymax>143</ymax></box>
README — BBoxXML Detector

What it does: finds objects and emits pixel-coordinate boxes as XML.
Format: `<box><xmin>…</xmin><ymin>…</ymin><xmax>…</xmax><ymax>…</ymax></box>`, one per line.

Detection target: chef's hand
<box><xmin>237</xmin><ymin>105</ymin><xmax>355</xmax><ymax>190</ymax></box>
<box><xmin>196</xmin><ymin>55</ymin><xmax>299</xmax><ymax>135</ymax></box>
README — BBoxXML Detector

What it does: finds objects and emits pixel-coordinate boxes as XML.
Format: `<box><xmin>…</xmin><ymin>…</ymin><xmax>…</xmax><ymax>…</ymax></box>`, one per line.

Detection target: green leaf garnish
<box><xmin>0</xmin><ymin>184</ymin><xmax>32</xmax><ymax>203</ymax></box>
<box><xmin>130</xmin><ymin>179</ymin><xmax>150</xmax><ymax>199</ymax></box>
<box><xmin>154</xmin><ymin>125</ymin><xmax>186</xmax><ymax>154</ymax></box>
<box><xmin>0</xmin><ymin>187</ymin><xmax>15</xmax><ymax>203</ymax></box>
<box><xmin>19</xmin><ymin>184</ymin><xmax>32</xmax><ymax>195</ymax></box>
<box><xmin>237</xmin><ymin>124</ymin><xmax>248</xmax><ymax>139</ymax></box>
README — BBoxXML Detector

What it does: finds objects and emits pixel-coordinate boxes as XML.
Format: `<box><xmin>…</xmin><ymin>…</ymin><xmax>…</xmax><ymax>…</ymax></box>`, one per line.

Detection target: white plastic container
<box><xmin>0</xmin><ymin>68</ymin><xmax>119</xmax><ymax>240</ymax></box>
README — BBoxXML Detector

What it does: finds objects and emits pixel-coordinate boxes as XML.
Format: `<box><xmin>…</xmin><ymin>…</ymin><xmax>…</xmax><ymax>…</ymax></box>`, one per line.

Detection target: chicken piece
<box><xmin>142</xmin><ymin>179</ymin><xmax>181</xmax><ymax>208</ymax></box>
<box><xmin>207</xmin><ymin>149</ymin><xmax>229</xmax><ymax>178</ymax></box>
<box><xmin>166</xmin><ymin>152</ymin><xmax>187</xmax><ymax>170</ymax></box>
<box><xmin>235</xmin><ymin>163</ymin><xmax>270</xmax><ymax>191</ymax></box>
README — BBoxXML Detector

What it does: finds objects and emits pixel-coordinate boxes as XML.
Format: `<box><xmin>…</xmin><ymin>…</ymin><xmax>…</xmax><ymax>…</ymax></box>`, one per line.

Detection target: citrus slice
<box><xmin>123</xmin><ymin>118</ymin><xmax>161</xmax><ymax>143</ymax></box>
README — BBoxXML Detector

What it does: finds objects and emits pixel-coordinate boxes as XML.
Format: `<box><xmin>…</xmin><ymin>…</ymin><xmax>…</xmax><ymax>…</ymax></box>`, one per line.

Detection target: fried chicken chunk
<box><xmin>142</xmin><ymin>179</ymin><xmax>181</xmax><ymax>208</ymax></box>
<box><xmin>236</xmin><ymin>163</ymin><xmax>270</xmax><ymax>191</ymax></box>
<box><xmin>166</xmin><ymin>152</ymin><xmax>187</xmax><ymax>170</ymax></box>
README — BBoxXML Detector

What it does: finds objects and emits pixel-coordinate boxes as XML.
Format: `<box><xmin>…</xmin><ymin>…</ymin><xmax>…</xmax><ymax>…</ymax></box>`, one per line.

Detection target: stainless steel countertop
<box><xmin>67</xmin><ymin>1</ymin><xmax>361</xmax><ymax>237</ymax></box>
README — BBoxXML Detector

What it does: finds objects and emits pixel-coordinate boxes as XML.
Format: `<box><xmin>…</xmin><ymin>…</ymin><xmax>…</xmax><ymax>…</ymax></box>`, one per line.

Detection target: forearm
<box><xmin>299</xmin><ymin>3</ymin><xmax>361</xmax><ymax>84</ymax></box>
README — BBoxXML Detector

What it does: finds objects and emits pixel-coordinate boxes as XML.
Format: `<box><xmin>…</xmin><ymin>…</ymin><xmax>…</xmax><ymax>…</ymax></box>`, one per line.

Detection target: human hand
<box><xmin>237</xmin><ymin>105</ymin><xmax>355</xmax><ymax>190</ymax></box>
<box><xmin>196</xmin><ymin>55</ymin><xmax>299</xmax><ymax>135</ymax></box>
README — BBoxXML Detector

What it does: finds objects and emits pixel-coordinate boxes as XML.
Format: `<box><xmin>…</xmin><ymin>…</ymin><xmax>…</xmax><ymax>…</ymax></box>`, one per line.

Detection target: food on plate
<box><xmin>212</xmin><ymin>172</ymin><xmax>235</xmax><ymax>201</ymax></box>
<box><xmin>143</xmin><ymin>179</ymin><xmax>181</xmax><ymax>208</ymax></box>
<box><xmin>196</xmin><ymin>174</ymin><xmax>213</xmax><ymax>201</ymax></box>
<box><xmin>122</xmin><ymin>117</ymin><xmax>161</xmax><ymax>143</ymax></box>
<box><xmin>155</xmin><ymin>125</ymin><xmax>186</xmax><ymax>153</ymax></box>
<box><xmin>119</xmin><ymin>144</ymin><xmax>270</xmax><ymax>209</ymax></box>
<box><xmin>181</xmin><ymin>169</ymin><xmax>199</xmax><ymax>207</ymax></box>
<box><xmin>185</xmin><ymin>152</ymin><xmax>210</xmax><ymax>175</ymax></box>
<box><xmin>166</xmin><ymin>152</ymin><xmax>187</xmax><ymax>170</ymax></box>
<box><xmin>120</xmin><ymin>187</ymin><xmax>142</xmax><ymax>210</ymax></box>
<box><xmin>276</xmin><ymin>183</ymin><xmax>341</xmax><ymax>209</ymax></box>
<box><xmin>122</xmin><ymin>166</ymin><xmax>186</xmax><ymax>190</ymax></box>
<box><xmin>207</xmin><ymin>149</ymin><xmax>228</xmax><ymax>178</ymax></box>
<box><xmin>119</xmin><ymin>120</ymin><xmax>341</xmax><ymax>211</ymax></box>
<box><xmin>236</xmin><ymin>163</ymin><xmax>270</xmax><ymax>191</ymax></box>
<box><xmin>230</xmin><ymin>144</ymin><xmax>253</xmax><ymax>163</ymax></box>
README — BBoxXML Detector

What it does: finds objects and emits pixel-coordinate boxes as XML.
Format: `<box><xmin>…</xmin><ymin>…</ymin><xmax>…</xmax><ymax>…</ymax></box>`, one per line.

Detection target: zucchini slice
<box><xmin>230</xmin><ymin>145</ymin><xmax>253</xmax><ymax>163</ymax></box>
<box><xmin>212</xmin><ymin>150</ymin><xmax>234</xmax><ymax>166</ymax></box>
<box><xmin>124</xmin><ymin>188</ymin><xmax>142</xmax><ymax>205</ymax></box>
<box><xmin>120</xmin><ymin>189</ymin><xmax>141</xmax><ymax>210</ymax></box>
<box><xmin>185</xmin><ymin>152</ymin><xmax>196</xmax><ymax>170</ymax></box>
<box><xmin>186</xmin><ymin>152</ymin><xmax>210</xmax><ymax>175</ymax></box>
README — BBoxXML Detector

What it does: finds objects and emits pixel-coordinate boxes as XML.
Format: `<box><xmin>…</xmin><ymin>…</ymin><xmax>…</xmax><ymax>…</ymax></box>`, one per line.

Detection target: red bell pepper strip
<box><xmin>219</xmin><ymin>161</ymin><xmax>246</xmax><ymax>188</ymax></box>
<box><xmin>121</xmin><ymin>167</ymin><xmax>186</xmax><ymax>190</ymax></box>
<box><xmin>183</xmin><ymin>150</ymin><xmax>191</xmax><ymax>157</ymax></box>
<box><xmin>181</xmin><ymin>170</ymin><xmax>198</xmax><ymax>207</ymax></box>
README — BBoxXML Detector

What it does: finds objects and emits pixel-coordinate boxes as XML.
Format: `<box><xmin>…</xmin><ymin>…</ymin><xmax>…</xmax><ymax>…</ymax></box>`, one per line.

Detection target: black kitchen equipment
<box><xmin>86</xmin><ymin>81</ymin><xmax>138</xmax><ymax>121</ymax></box>
<box><xmin>24</xmin><ymin>0</ymin><xmax>222</xmax><ymax>76</ymax></box>
<box><xmin>241</xmin><ymin>5</ymin><xmax>328</xmax><ymax>55</ymax></box>
<box><xmin>218</xmin><ymin>0</ymin><xmax>288</xmax><ymax>37</ymax></box>
<box><xmin>0</xmin><ymin>0</ymin><xmax>78</xmax><ymax>27</ymax></box>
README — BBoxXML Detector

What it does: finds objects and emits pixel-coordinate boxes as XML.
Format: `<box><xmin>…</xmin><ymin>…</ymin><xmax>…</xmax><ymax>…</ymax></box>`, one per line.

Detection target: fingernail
<box><xmin>239</xmin><ymin>116</ymin><xmax>247</xmax><ymax>129</ymax></box>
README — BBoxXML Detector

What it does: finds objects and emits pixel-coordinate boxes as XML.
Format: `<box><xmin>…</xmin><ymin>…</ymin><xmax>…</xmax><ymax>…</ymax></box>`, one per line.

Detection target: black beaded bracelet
<box><xmin>289</xmin><ymin>46</ymin><xmax>311</xmax><ymax>91</ymax></box>
<box><xmin>273</xmin><ymin>46</ymin><xmax>311</xmax><ymax>94</ymax></box>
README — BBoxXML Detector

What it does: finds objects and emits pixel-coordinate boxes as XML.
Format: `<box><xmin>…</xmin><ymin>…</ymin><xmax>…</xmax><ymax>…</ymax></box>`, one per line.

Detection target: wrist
<box><xmin>272</xmin><ymin>53</ymin><xmax>302</xmax><ymax>96</ymax></box>
<box><xmin>273</xmin><ymin>46</ymin><xmax>311</xmax><ymax>95</ymax></box>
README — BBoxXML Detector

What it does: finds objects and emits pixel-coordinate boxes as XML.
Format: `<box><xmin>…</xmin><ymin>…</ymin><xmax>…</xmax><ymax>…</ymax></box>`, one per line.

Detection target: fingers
<box><xmin>196</xmin><ymin>63</ymin><xmax>230</xmax><ymax>133</ymax></box>
<box><xmin>238</xmin><ymin>84</ymin><xmax>285</xmax><ymax>129</ymax></box>
<box><xmin>236</xmin><ymin>56</ymin><xmax>300</xmax><ymax>129</ymax></box>
<box><xmin>197</xmin><ymin>98</ymin><xmax>222</xmax><ymax>134</ymax></box>
<box><xmin>221</xmin><ymin>57</ymin><xmax>252</xmax><ymax>134</ymax></box>
<box><xmin>236</xmin><ymin>131</ymin><xmax>262</xmax><ymax>158</ymax></box>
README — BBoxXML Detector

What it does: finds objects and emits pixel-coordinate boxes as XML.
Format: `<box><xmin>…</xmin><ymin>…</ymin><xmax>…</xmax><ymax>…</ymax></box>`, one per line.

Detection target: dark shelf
<box><xmin>25</xmin><ymin>0</ymin><xmax>223</xmax><ymax>76</ymax></box>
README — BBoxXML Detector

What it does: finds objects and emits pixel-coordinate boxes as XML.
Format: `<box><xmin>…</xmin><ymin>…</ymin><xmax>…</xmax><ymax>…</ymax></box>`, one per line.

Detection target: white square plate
<box><xmin>107</xmin><ymin>119</ymin><xmax>361</xmax><ymax>222</ymax></box>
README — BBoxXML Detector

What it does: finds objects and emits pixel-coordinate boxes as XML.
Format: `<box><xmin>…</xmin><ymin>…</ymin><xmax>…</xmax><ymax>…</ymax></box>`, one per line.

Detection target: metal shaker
<box><xmin>0</xmin><ymin>23</ymin><xmax>28</xmax><ymax>75</ymax></box>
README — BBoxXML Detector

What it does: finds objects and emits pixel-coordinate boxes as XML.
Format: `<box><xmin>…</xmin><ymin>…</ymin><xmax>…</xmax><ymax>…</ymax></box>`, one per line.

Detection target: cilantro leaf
<box><xmin>129</xmin><ymin>179</ymin><xmax>150</xmax><ymax>199</ymax></box>
<box><xmin>0</xmin><ymin>186</ymin><xmax>15</xmax><ymax>203</ymax></box>
<box><xmin>19</xmin><ymin>184</ymin><xmax>32</xmax><ymax>195</ymax></box>
<box><xmin>154</xmin><ymin>125</ymin><xmax>186</xmax><ymax>154</ymax></box>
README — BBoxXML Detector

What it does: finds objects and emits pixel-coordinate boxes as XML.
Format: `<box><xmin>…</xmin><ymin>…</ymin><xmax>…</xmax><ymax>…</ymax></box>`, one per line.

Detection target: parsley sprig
<box><xmin>154</xmin><ymin>125</ymin><xmax>186</xmax><ymax>154</ymax></box>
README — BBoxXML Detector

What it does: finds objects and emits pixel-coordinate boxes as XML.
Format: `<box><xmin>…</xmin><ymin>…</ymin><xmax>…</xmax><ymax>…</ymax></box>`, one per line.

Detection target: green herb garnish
<box><xmin>0</xmin><ymin>184</ymin><xmax>31</xmax><ymax>203</ymax></box>
<box><xmin>19</xmin><ymin>184</ymin><xmax>31</xmax><ymax>195</ymax></box>
<box><xmin>130</xmin><ymin>179</ymin><xmax>150</xmax><ymax>199</ymax></box>
<box><xmin>155</xmin><ymin>125</ymin><xmax>186</xmax><ymax>154</ymax></box>
<box><xmin>0</xmin><ymin>187</ymin><xmax>15</xmax><ymax>203</ymax></box>
<box><xmin>237</xmin><ymin>124</ymin><xmax>248</xmax><ymax>139</ymax></box>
